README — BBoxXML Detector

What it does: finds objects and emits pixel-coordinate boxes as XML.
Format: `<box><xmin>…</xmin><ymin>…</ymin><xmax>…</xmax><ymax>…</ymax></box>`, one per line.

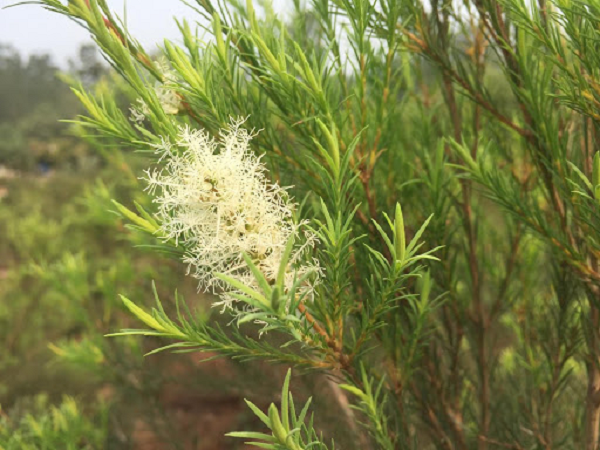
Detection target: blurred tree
<box><xmin>0</xmin><ymin>44</ymin><xmax>107</xmax><ymax>170</ymax></box>
<box><xmin>0</xmin><ymin>44</ymin><xmax>71</xmax><ymax>122</ymax></box>
<box><xmin>68</xmin><ymin>43</ymin><xmax>107</xmax><ymax>87</ymax></box>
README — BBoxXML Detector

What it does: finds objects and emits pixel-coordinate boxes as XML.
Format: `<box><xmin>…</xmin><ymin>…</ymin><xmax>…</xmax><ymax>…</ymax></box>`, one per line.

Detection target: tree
<box><xmin>68</xmin><ymin>43</ymin><xmax>107</xmax><ymax>87</ymax></box>
<box><xmin>28</xmin><ymin>0</ymin><xmax>600</xmax><ymax>448</ymax></box>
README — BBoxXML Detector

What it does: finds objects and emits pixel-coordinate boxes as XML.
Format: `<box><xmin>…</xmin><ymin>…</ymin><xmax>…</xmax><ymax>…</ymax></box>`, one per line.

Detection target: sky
<box><xmin>0</xmin><ymin>0</ymin><xmax>199</xmax><ymax>66</ymax></box>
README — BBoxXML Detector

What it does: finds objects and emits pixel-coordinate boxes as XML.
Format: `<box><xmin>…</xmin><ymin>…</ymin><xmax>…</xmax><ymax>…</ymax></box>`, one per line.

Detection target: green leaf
<box><xmin>276</xmin><ymin>234</ymin><xmax>296</xmax><ymax>288</ymax></box>
<box><xmin>394</xmin><ymin>203</ymin><xmax>406</xmax><ymax>264</ymax></box>
<box><xmin>339</xmin><ymin>384</ymin><xmax>364</xmax><ymax>398</ymax></box>
<box><xmin>112</xmin><ymin>200</ymin><xmax>158</xmax><ymax>233</ymax></box>
<box><xmin>244</xmin><ymin>400</ymin><xmax>271</xmax><ymax>427</ymax></box>
<box><xmin>226</xmin><ymin>432</ymin><xmax>277</xmax><ymax>442</ymax></box>
<box><xmin>405</xmin><ymin>214</ymin><xmax>434</xmax><ymax>256</ymax></box>
<box><xmin>119</xmin><ymin>296</ymin><xmax>168</xmax><ymax>333</ymax></box>
<box><xmin>281</xmin><ymin>369</ymin><xmax>291</xmax><ymax>430</ymax></box>
<box><xmin>568</xmin><ymin>161</ymin><xmax>594</xmax><ymax>192</ymax></box>
<box><xmin>243</xmin><ymin>252</ymin><xmax>273</xmax><ymax>297</ymax></box>
<box><xmin>214</xmin><ymin>273</ymin><xmax>270</xmax><ymax>307</ymax></box>
<box><xmin>268</xmin><ymin>404</ymin><xmax>288</xmax><ymax>444</ymax></box>
<box><xmin>594</xmin><ymin>151</ymin><xmax>600</xmax><ymax>187</ymax></box>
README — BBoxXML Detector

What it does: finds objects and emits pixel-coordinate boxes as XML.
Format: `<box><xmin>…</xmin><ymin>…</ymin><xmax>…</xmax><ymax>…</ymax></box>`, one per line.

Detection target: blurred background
<box><xmin>0</xmin><ymin>2</ymin><xmax>352</xmax><ymax>449</ymax></box>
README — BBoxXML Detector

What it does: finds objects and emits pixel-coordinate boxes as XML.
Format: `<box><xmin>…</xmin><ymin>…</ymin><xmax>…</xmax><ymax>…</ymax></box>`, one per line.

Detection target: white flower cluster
<box><xmin>130</xmin><ymin>59</ymin><xmax>181</xmax><ymax>122</ymax></box>
<box><xmin>145</xmin><ymin>118</ymin><xmax>319</xmax><ymax>310</ymax></box>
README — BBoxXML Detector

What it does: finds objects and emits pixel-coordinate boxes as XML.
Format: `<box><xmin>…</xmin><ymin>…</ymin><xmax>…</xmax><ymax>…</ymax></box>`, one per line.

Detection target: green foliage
<box><xmin>228</xmin><ymin>370</ymin><xmax>333</xmax><ymax>450</ymax></box>
<box><xmin>0</xmin><ymin>395</ymin><xmax>108</xmax><ymax>450</ymax></box>
<box><xmin>340</xmin><ymin>366</ymin><xmax>394</xmax><ymax>450</ymax></box>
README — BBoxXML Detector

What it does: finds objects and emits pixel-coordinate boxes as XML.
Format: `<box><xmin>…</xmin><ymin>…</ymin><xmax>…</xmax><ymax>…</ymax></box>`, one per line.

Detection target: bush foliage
<box><xmin>7</xmin><ymin>0</ymin><xmax>600</xmax><ymax>449</ymax></box>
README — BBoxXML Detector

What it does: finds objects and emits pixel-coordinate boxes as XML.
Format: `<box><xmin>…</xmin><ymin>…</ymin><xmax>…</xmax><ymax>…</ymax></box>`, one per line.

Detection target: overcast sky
<box><xmin>0</xmin><ymin>0</ymin><xmax>200</xmax><ymax>66</ymax></box>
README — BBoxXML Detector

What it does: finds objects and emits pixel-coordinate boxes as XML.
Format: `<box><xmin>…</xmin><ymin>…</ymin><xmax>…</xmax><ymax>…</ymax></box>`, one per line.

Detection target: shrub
<box><xmin>26</xmin><ymin>0</ymin><xmax>600</xmax><ymax>448</ymax></box>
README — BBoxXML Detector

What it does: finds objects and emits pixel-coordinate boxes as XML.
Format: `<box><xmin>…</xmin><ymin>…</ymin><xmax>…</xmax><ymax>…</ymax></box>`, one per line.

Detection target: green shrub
<box><xmin>22</xmin><ymin>0</ymin><xmax>600</xmax><ymax>449</ymax></box>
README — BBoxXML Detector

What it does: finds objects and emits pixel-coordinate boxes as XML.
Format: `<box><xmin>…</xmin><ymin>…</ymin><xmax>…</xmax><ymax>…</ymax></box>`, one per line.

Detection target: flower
<box><xmin>154</xmin><ymin>61</ymin><xmax>180</xmax><ymax>115</ymax></box>
<box><xmin>130</xmin><ymin>98</ymin><xmax>150</xmax><ymax>123</ymax></box>
<box><xmin>145</xmin><ymin>118</ymin><xmax>319</xmax><ymax>310</ymax></box>
<box><xmin>130</xmin><ymin>59</ymin><xmax>180</xmax><ymax>122</ymax></box>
